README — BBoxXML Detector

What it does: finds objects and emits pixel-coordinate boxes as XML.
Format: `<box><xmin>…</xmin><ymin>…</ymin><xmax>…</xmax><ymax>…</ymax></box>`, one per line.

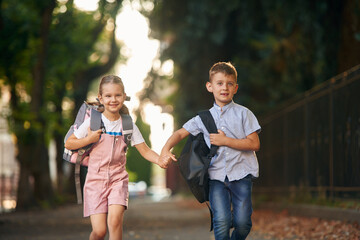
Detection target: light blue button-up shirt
<box><xmin>183</xmin><ymin>101</ymin><xmax>261</xmax><ymax>182</ymax></box>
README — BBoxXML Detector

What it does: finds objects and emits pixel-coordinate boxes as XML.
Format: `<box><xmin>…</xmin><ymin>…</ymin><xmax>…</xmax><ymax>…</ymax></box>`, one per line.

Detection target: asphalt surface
<box><xmin>0</xmin><ymin>196</ymin><xmax>270</xmax><ymax>240</ymax></box>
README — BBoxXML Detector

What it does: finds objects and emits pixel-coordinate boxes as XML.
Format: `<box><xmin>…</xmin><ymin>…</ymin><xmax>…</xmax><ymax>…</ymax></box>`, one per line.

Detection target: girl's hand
<box><xmin>86</xmin><ymin>128</ymin><xmax>102</xmax><ymax>143</ymax></box>
<box><xmin>158</xmin><ymin>152</ymin><xmax>176</xmax><ymax>168</ymax></box>
<box><xmin>209</xmin><ymin>129</ymin><xmax>227</xmax><ymax>146</ymax></box>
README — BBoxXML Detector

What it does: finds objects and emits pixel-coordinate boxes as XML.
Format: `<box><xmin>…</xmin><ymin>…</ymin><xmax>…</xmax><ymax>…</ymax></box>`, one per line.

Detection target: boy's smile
<box><xmin>206</xmin><ymin>72</ymin><xmax>238</xmax><ymax>108</ymax></box>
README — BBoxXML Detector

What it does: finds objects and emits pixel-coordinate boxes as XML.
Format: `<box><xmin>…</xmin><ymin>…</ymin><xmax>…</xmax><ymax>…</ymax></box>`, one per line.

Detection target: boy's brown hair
<box><xmin>209</xmin><ymin>62</ymin><xmax>237</xmax><ymax>82</ymax></box>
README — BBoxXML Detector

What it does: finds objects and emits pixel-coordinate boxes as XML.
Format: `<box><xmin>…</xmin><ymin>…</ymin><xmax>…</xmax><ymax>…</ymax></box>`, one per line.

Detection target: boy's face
<box><xmin>206</xmin><ymin>72</ymin><xmax>238</xmax><ymax>108</ymax></box>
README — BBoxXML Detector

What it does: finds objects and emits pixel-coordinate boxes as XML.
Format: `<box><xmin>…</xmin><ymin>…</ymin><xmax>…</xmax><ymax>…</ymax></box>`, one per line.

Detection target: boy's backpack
<box><xmin>178</xmin><ymin>110</ymin><xmax>218</xmax><ymax>203</ymax></box>
<box><xmin>63</xmin><ymin>102</ymin><xmax>133</xmax><ymax>204</ymax></box>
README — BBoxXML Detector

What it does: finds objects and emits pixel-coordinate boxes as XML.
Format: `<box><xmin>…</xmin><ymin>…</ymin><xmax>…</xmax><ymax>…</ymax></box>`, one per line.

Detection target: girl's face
<box><xmin>206</xmin><ymin>72</ymin><xmax>238</xmax><ymax>108</ymax></box>
<box><xmin>98</xmin><ymin>83</ymin><xmax>126</xmax><ymax>117</ymax></box>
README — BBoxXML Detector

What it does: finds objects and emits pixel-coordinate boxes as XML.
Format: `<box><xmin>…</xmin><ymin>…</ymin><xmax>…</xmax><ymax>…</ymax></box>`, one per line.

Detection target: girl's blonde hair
<box><xmin>89</xmin><ymin>75</ymin><xmax>129</xmax><ymax>115</ymax></box>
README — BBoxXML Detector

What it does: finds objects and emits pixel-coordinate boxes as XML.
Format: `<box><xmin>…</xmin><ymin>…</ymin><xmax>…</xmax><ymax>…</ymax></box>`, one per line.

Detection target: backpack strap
<box><xmin>198</xmin><ymin>110</ymin><xmax>217</xmax><ymax>231</ymax></box>
<box><xmin>197</xmin><ymin>110</ymin><xmax>219</xmax><ymax>188</ymax></box>
<box><xmin>198</xmin><ymin>110</ymin><xmax>219</xmax><ymax>157</ymax></box>
<box><xmin>90</xmin><ymin>108</ymin><xmax>103</xmax><ymax>131</ymax></box>
<box><xmin>75</xmin><ymin>108</ymin><xmax>103</xmax><ymax>204</ymax></box>
<box><xmin>121</xmin><ymin>114</ymin><xmax>133</xmax><ymax>146</ymax></box>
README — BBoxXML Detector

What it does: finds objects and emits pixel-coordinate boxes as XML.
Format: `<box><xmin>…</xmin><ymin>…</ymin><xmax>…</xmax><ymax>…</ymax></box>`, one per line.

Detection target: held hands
<box><xmin>209</xmin><ymin>129</ymin><xmax>227</xmax><ymax>146</ymax></box>
<box><xmin>157</xmin><ymin>151</ymin><xmax>177</xmax><ymax>169</ymax></box>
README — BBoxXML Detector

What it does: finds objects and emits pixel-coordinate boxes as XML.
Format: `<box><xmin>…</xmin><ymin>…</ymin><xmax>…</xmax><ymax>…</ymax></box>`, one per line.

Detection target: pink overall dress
<box><xmin>83</xmin><ymin>129</ymin><xmax>129</xmax><ymax>217</ymax></box>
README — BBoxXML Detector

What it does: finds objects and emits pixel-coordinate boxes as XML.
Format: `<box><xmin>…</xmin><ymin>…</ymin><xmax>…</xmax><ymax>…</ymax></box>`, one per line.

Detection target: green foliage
<box><xmin>143</xmin><ymin>0</ymin><xmax>358</xmax><ymax>122</ymax></box>
<box><xmin>126</xmin><ymin>112</ymin><xmax>152</xmax><ymax>185</ymax></box>
<box><xmin>0</xmin><ymin>0</ymin><xmax>124</xmax><ymax>207</ymax></box>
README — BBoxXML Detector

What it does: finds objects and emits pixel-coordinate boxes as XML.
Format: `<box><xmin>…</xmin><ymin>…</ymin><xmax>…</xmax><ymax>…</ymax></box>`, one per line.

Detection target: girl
<box><xmin>65</xmin><ymin>75</ymin><xmax>168</xmax><ymax>240</ymax></box>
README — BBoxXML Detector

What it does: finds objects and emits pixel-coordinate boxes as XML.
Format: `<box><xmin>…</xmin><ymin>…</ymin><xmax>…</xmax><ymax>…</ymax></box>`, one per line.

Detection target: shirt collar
<box><xmin>213</xmin><ymin>101</ymin><xmax>235</xmax><ymax>113</ymax></box>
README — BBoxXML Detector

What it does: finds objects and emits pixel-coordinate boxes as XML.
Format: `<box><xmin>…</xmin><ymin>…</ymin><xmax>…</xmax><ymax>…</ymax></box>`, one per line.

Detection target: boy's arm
<box><xmin>160</xmin><ymin>127</ymin><xmax>190</xmax><ymax>161</ymax></box>
<box><xmin>64</xmin><ymin>128</ymin><xmax>102</xmax><ymax>150</ymax></box>
<box><xmin>210</xmin><ymin>130</ymin><xmax>260</xmax><ymax>151</ymax></box>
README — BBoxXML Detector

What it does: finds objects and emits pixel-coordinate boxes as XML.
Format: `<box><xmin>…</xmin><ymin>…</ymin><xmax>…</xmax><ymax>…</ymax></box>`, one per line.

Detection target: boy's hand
<box><xmin>86</xmin><ymin>127</ymin><xmax>102</xmax><ymax>144</ymax></box>
<box><xmin>158</xmin><ymin>151</ymin><xmax>177</xmax><ymax>168</ymax></box>
<box><xmin>209</xmin><ymin>130</ymin><xmax>227</xmax><ymax>146</ymax></box>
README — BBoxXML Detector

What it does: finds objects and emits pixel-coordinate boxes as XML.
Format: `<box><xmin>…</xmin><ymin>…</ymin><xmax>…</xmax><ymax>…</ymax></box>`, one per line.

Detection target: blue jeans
<box><xmin>209</xmin><ymin>176</ymin><xmax>253</xmax><ymax>240</ymax></box>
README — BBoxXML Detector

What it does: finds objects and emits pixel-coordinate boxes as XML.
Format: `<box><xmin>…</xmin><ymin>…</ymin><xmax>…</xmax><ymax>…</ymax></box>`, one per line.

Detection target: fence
<box><xmin>255</xmin><ymin>65</ymin><xmax>360</xmax><ymax>198</ymax></box>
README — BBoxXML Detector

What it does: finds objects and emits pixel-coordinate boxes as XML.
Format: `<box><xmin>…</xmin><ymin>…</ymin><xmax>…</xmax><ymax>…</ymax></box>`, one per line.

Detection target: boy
<box><xmin>160</xmin><ymin>62</ymin><xmax>261</xmax><ymax>240</ymax></box>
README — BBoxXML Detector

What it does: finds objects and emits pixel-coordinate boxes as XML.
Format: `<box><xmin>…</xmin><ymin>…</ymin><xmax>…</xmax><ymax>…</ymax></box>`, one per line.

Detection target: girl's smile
<box><xmin>98</xmin><ymin>83</ymin><xmax>126</xmax><ymax>120</ymax></box>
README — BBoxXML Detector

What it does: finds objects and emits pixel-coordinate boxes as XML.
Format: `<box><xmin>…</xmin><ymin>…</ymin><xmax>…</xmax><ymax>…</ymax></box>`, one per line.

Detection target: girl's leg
<box><xmin>107</xmin><ymin>204</ymin><xmax>126</xmax><ymax>240</ymax></box>
<box><xmin>229</xmin><ymin>176</ymin><xmax>253</xmax><ymax>240</ymax></box>
<box><xmin>89</xmin><ymin>213</ymin><xmax>107</xmax><ymax>240</ymax></box>
<box><xmin>209</xmin><ymin>179</ymin><xmax>232</xmax><ymax>240</ymax></box>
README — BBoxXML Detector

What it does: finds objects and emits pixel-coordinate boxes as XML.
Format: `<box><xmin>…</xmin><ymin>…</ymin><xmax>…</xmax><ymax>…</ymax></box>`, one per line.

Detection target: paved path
<box><xmin>0</xmin><ymin>197</ymin><xmax>269</xmax><ymax>240</ymax></box>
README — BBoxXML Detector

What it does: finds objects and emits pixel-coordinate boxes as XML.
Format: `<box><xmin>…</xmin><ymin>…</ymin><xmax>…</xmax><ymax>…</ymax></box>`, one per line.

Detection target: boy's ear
<box><xmin>206</xmin><ymin>81</ymin><xmax>213</xmax><ymax>92</ymax></box>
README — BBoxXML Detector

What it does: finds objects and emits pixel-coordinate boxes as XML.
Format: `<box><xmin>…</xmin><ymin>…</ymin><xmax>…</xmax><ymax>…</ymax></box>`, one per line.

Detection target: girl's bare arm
<box><xmin>134</xmin><ymin>142</ymin><xmax>169</xmax><ymax>168</ymax></box>
<box><xmin>65</xmin><ymin>128</ymin><xmax>102</xmax><ymax>150</ymax></box>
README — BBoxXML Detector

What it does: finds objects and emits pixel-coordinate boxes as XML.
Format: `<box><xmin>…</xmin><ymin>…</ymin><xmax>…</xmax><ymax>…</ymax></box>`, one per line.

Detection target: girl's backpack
<box><xmin>63</xmin><ymin>102</ymin><xmax>133</xmax><ymax>204</ymax></box>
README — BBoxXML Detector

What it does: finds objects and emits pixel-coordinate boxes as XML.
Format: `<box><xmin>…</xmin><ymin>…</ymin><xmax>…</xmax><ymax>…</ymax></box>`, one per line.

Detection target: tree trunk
<box><xmin>16</xmin><ymin>0</ymin><xmax>56</xmax><ymax>209</ymax></box>
<box><xmin>16</xmin><ymin>144</ymin><xmax>36</xmax><ymax>210</ymax></box>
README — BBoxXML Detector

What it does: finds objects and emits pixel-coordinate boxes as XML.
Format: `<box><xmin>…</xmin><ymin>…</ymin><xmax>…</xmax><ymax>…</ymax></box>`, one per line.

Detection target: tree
<box><xmin>0</xmin><ymin>0</ymin><xmax>124</xmax><ymax>209</ymax></box>
<box><xmin>142</xmin><ymin>0</ymin><xmax>360</xmax><ymax>124</ymax></box>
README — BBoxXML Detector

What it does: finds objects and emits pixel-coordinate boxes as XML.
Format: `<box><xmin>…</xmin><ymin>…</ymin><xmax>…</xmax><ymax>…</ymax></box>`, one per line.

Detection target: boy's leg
<box><xmin>107</xmin><ymin>204</ymin><xmax>126</xmax><ymax>240</ymax></box>
<box><xmin>89</xmin><ymin>213</ymin><xmax>107</xmax><ymax>240</ymax></box>
<box><xmin>209</xmin><ymin>179</ymin><xmax>232</xmax><ymax>240</ymax></box>
<box><xmin>228</xmin><ymin>176</ymin><xmax>253</xmax><ymax>240</ymax></box>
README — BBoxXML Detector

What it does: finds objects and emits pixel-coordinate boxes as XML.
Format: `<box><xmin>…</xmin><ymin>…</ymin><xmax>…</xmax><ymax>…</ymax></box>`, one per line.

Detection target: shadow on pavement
<box><xmin>0</xmin><ymin>196</ymin><xmax>271</xmax><ymax>240</ymax></box>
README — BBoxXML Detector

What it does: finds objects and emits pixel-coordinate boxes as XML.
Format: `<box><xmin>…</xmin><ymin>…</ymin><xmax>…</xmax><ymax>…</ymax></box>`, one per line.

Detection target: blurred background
<box><xmin>0</xmin><ymin>0</ymin><xmax>359</xmax><ymax>212</ymax></box>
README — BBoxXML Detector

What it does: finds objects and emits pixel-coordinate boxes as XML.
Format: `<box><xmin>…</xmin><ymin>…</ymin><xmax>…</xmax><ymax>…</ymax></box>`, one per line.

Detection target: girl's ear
<box><xmin>206</xmin><ymin>81</ymin><xmax>213</xmax><ymax>93</ymax></box>
<box><xmin>97</xmin><ymin>94</ymin><xmax>103</xmax><ymax>103</ymax></box>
